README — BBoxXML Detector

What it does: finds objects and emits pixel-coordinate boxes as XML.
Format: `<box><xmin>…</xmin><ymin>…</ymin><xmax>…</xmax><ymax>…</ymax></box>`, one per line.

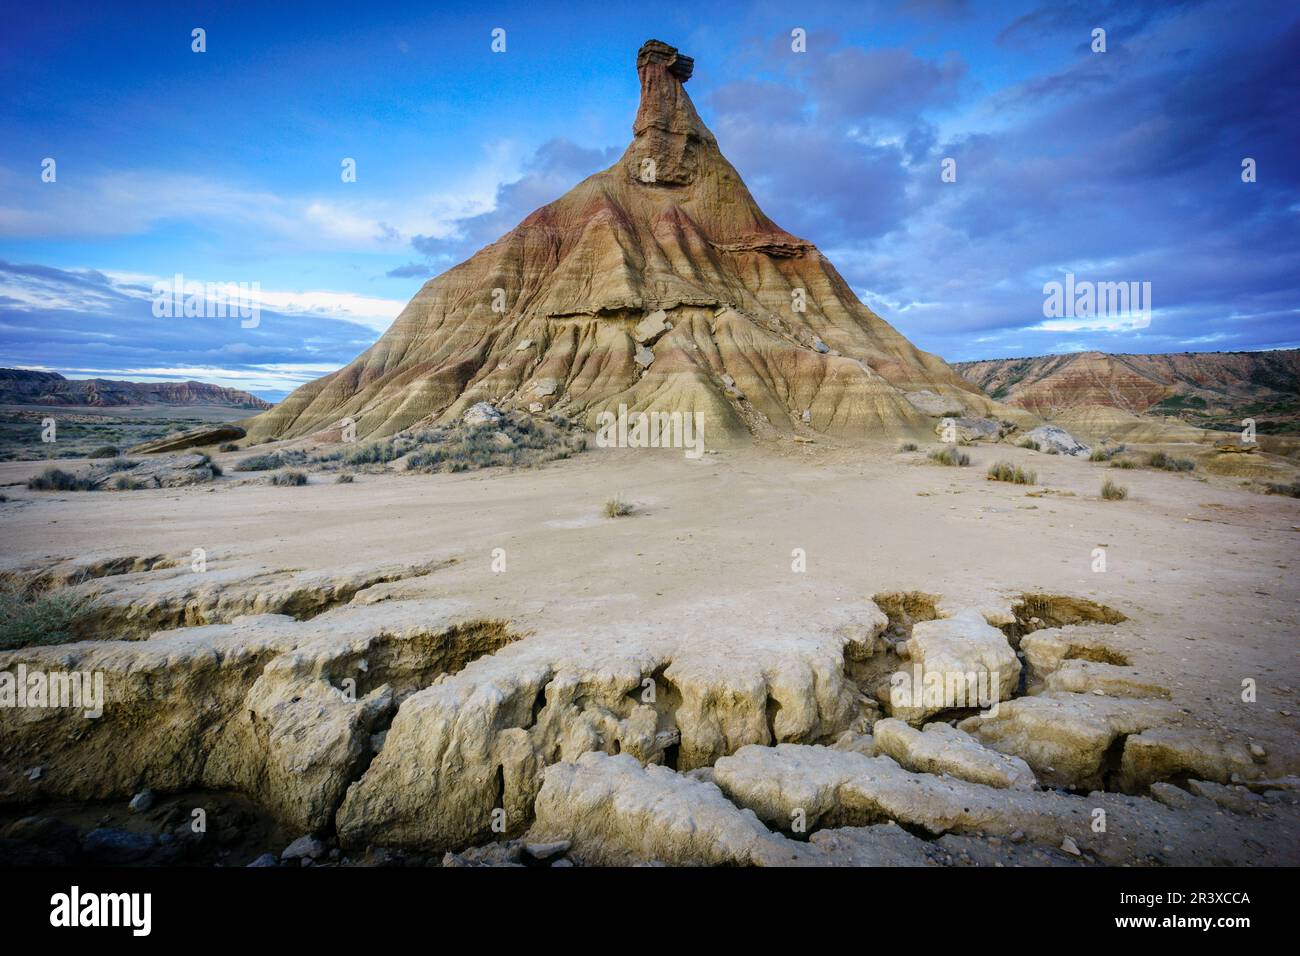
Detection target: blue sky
<box><xmin>1</xmin><ymin>0</ymin><xmax>1296</xmax><ymax>400</ymax></box>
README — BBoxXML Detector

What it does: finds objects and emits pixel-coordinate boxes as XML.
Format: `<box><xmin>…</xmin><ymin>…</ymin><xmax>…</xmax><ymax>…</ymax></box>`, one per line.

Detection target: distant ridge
<box><xmin>0</xmin><ymin>368</ymin><xmax>271</xmax><ymax>409</ymax></box>
<box><xmin>953</xmin><ymin>349</ymin><xmax>1300</xmax><ymax>439</ymax></box>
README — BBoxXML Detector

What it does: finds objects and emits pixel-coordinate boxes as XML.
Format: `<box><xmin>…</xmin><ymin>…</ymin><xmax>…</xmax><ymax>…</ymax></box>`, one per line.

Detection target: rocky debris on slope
<box><xmin>1023</xmin><ymin>424</ymin><xmax>1090</xmax><ymax>457</ymax></box>
<box><xmin>88</xmin><ymin>453</ymin><xmax>220</xmax><ymax>489</ymax></box>
<box><xmin>935</xmin><ymin>416</ymin><xmax>1012</xmax><ymax>443</ymax></box>
<box><xmin>462</xmin><ymin>402</ymin><xmax>503</xmax><ymax>427</ymax></box>
<box><xmin>872</xmin><ymin>718</ymin><xmax>1036</xmax><ymax>790</ymax></box>
<box><xmin>128</xmin><ymin>425</ymin><xmax>246</xmax><ymax>455</ymax></box>
<box><xmin>244</xmin><ymin>40</ymin><xmax>1012</xmax><ymax>447</ymax></box>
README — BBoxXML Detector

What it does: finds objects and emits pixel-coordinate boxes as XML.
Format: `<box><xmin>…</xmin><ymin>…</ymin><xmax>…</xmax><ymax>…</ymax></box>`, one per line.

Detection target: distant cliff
<box><xmin>0</xmin><ymin>369</ymin><xmax>271</xmax><ymax>409</ymax></box>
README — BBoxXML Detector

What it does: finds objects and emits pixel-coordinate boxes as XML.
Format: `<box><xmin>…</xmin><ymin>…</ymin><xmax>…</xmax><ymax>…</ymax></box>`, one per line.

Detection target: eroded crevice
<box><xmin>1001</xmin><ymin>593</ymin><xmax>1127</xmax><ymax>644</ymax></box>
<box><xmin>872</xmin><ymin>590</ymin><xmax>942</xmax><ymax>642</ymax></box>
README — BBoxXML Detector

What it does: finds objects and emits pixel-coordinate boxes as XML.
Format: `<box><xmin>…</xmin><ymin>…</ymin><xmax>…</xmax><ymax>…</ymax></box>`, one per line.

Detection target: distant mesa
<box><xmin>247</xmin><ymin>39</ymin><xmax>1023</xmax><ymax>446</ymax></box>
<box><xmin>0</xmin><ymin>368</ymin><xmax>270</xmax><ymax>410</ymax></box>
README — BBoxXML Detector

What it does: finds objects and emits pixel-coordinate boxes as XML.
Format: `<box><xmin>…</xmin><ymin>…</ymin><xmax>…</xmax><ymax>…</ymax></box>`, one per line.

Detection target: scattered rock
<box><xmin>81</xmin><ymin>828</ymin><xmax>156</xmax><ymax>864</ymax></box>
<box><xmin>1023</xmin><ymin>424</ymin><xmax>1090</xmax><ymax>457</ymax></box>
<box><xmin>247</xmin><ymin>852</ymin><xmax>278</xmax><ymax>867</ymax></box>
<box><xmin>281</xmin><ymin>834</ymin><xmax>327</xmax><ymax>862</ymax></box>
<box><xmin>128</xmin><ymin>424</ymin><xmax>246</xmax><ymax>455</ymax></box>
<box><xmin>463</xmin><ymin>402</ymin><xmax>503</xmax><ymax>427</ymax></box>
<box><xmin>128</xmin><ymin>790</ymin><xmax>155</xmax><ymax>813</ymax></box>
<box><xmin>634</xmin><ymin>309</ymin><xmax>670</xmax><ymax>345</ymax></box>
<box><xmin>873</xmin><ymin>718</ymin><xmax>1036</xmax><ymax>790</ymax></box>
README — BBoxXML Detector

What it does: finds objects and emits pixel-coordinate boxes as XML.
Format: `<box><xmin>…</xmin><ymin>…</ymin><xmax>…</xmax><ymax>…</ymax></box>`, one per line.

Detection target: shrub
<box><xmin>986</xmin><ymin>461</ymin><xmax>1036</xmax><ymax>485</ymax></box>
<box><xmin>235</xmin><ymin>450</ymin><xmax>307</xmax><ymax>472</ymax></box>
<box><xmin>928</xmin><ymin>446</ymin><xmax>970</xmax><ymax>467</ymax></box>
<box><xmin>1018</xmin><ymin>439</ymin><xmax>1041</xmax><ymax>451</ymax></box>
<box><xmin>1146</xmin><ymin>451</ymin><xmax>1194</xmax><ymax>472</ymax></box>
<box><xmin>87</xmin><ymin>445</ymin><xmax>119</xmax><ymax>459</ymax></box>
<box><xmin>1110</xmin><ymin>459</ymin><xmax>1137</xmax><ymax>469</ymax></box>
<box><xmin>218</xmin><ymin>442</ymin><xmax>239</xmax><ymax>452</ymax></box>
<box><xmin>1046</xmin><ymin>447</ymin><xmax>1060</xmax><ymax>455</ymax></box>
<box><xmin>335</xmin><ymin>472</ymin><xmax>355</xmax><ymax>483</ymax></box>
<box><xmin>270</xmin><ymin>470</ymin><xmax>308</xmax><ymax>486</ymax></box>
<box><xmin>0</xmin><ymin>580</ymin><xmax>98</xmax><ymax>650</ymax></box>
<box><xmin>1263</xmin><ymin>481</ymin><xmax>1300</xmax><ymax>498</ymax></box>
<box><xmin>27</xmin><ymin>468</ymin><xmax>95</xmax><ymax>491</ymax></box>
<box><xmin>1101</xmin><ymin>479</ymin><xmax>1128</xmax><ymax>501</ymax></box>
<box><xmin>1088</xmin><ymin>448</ymin><xmax>1111</xmax><ymax>462</ymax></box>
<box><xmin>111</xmin><ymin>475</ymin><xmax>147</xmax><ymax>491</ymax></box>
<box><xmin>898</xmin><ymin>442</ymin><xmax>918</xmax><ymax>452</ymax></box>
<box><xmin>603</xmin><ymin>496</ymin><xmax>634</xmax><ymax>518</ymax></box>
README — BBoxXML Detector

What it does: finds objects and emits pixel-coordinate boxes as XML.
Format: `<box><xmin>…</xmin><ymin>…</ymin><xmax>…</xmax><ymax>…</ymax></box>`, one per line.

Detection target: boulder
<box><xmin>127</xmin><ymin>424</ymin><xmax>245</xmax><ymax>455</ymax></box>
<box><xmin>633</xmin><ymin>309</ymin><xmax>670</xmax><ymax>345</ymax></box>
<box><xmin>463</xmin><ymin>402</ymin><xmax>503</xmax><ymax>427</ymax></box>
<box><xmin>90</xmin><ymin>453</ymin><xmax>219</xmax><ymax>489</ymax></box>
<box><xmin>1023</xmin><ymin>424</ymin><xmax>1090</xmax><ymax>457</ymax></box>
<box><xmin>959</xmin><ymin>692</ymin><xmax>1178</xmax><ymax>789</ymax></box>
<box><xmin>1117</xmin><ymin>728</ymin><xmax>1258</xmax><ymax>793</ymax></box>
<box><xmin>880</xmin><ymin>609</ymin><xmax>1020</xmax><ymax>724</ymax></box>
<box><xmin>873</xmin><ymin>718</ymin><xmax>1036</xmax><ymax>790</ymax></box>
<box><xmin>935</xmin><ymin>416</ymin><xmax>1008</xmax><ymax>442</ymax></box>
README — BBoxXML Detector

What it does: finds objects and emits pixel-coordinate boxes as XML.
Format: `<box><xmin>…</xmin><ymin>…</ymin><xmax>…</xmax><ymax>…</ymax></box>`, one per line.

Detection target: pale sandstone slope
<box><xmin>247</xmin><ymin>40</ymin><xmax>1015</xmax><ymax>445</ymax></box>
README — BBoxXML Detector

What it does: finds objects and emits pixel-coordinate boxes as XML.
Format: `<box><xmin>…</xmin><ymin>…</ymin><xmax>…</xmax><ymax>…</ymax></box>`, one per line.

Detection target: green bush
<box><xmin>0</xmin><ymin>580</ymin><xmax>98</xmax><ymax>650</ymax></box>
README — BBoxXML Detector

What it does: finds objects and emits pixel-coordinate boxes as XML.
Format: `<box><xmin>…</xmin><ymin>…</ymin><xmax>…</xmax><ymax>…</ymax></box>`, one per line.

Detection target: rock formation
<box><xmin>247</xmin><ymin>40</ymin><xmax>1015</xmax><ymax>446</ymax></box>
<box><xmin>0</xmin><ymin>369</ymin><xmax>269</xmax><ymax>409</ymax></box>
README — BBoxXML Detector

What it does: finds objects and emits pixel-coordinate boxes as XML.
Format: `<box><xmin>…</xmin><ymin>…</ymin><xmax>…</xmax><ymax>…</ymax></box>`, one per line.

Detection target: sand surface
<box><xmin>2</xmin><ymin>441</ymin><xmax>1296</xmax><ymax>773</ymax></box>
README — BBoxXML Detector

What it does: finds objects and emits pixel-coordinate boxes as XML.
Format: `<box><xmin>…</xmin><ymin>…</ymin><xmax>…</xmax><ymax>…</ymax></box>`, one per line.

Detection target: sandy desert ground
<box><xmin>1</xmin><ymin>437</ymin><xmax>1298</xmax><ymax>866</ymax></box>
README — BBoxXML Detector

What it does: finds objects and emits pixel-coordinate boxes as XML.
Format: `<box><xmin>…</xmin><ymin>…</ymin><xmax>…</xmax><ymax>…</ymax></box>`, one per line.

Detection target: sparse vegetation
<box><xmin>986</xmin><ymin>461</ymin><xmax>1037</xmax><ymax>485</ymax></box>
<box><xmin>1110</xmin><ymin>458</ymin><xmax>1137</xmax><ymax>469</ymax></box>
<box><xmin>87</xmin><ymin>445</ymin><xmax>119</xmax><ymax>458</ymax></box>
<box><xmin>1017</xmin><ymin>438</ymin><xmax>1041</xmax><ymax>451</ymax></box>
<box><xmin>270</xmin><ymin>470</ymin><xmax>308</xmax><ymax>486</ymax></box>
<box><xmin>898</xmin><ymin>442</ymin><xmax>918</xmax><ymax>452</ymax></box>
<box><xmin>111</xmin><ymin>475</ymin><xmax>147</xmax><ymax>491</ymax></box>
<box><xmin>0</xmin><ymin>578</ymin><xmax>98</xmax><ymax>650</ymax></box>
<box><xmin>403</xmin><ymin>412</ymin><xmax>586</xmax><ymax>474</ymax></box>
<box><xmin>1146</xmin><ymin>451</ymin><xmax>1195</xmax><ymax>472</ymax></box>
<box><xmin>928</xmin><ymin>446</ymin><xmax>970</xmax><ymax>467</ymax></box>
<box><xmin>1088</xmin><ymin>448</ymin><xmax>1111</xmax><ymax>462</ymax></box>
<box><xmin>335</xmin><ymin>472</ymin><xmax>355</xmax><ymax>483</ymax></box>
<box><xmin>1263</xmin><ymin>480</ymin><xmax>1300</xmax><ymax>498</ymax></box>
<box><xmin>103</xmin><ymin>458</ymin><xmax>139</xmax><ymax>473</ymax></box>
<box><xmin>235</xmin><ymin>450</ymin><xmax>307</xmax><ymax>472</ymax></box>
<box><xmin>1101</xmin><ymin>479</ymin><xmax>1128</xmax><ymax>501</ymax></box>
<box><xmin>604</xmin><ymin>496</ymin><xmax>635</xmax><ymax>518</ymax></box>
<box><xmin>27</xmin><ymin>468</ymin><xmax>95</xmax><ymax>491</ymax></box>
